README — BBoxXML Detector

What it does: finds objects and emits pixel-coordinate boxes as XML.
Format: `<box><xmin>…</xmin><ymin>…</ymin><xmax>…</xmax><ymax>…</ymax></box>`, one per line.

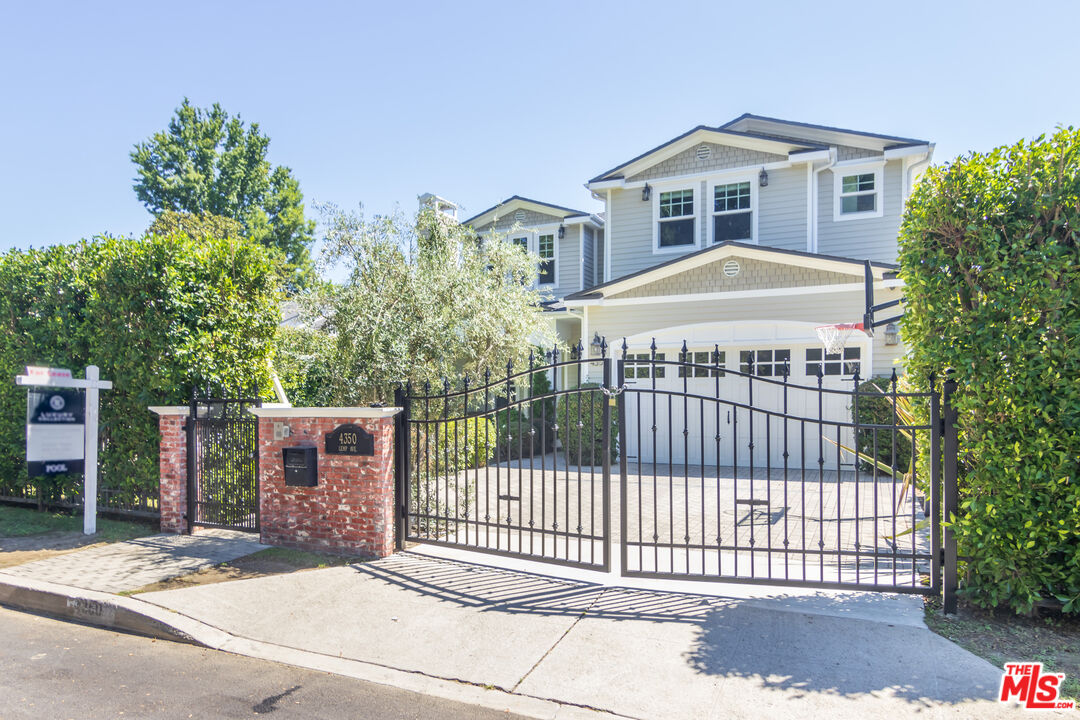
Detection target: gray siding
<box><xmin>608</xmin><ymin>186</ymin><xmax>656</xmax><ymax>279</ymax></box>
<box><xmin>817</xmin><ymin>159</ymin><xmax>903</xmax><ymax>264</ymax></box>
<box><xmin>487</xmin><ymin>209</ymin><xmax>565</xmax><ymax>232</ymax></box>
<box><xmin>582</xmin><ymin>226</ymin><xmax>594</xmax><ymax>291</ymax></box>
<box><xmin>596</xmin><ymin>230</ymin><xmax>605</xmax><ymax>284</ymax></box>
<box><xmin>627</xmin><ymin>143</ymin><xmax>786</xmax><ymax>183</ymax></box>
<box><xmin>757</xmin><ymin>164</ymin><xmax>809</xmax><ymax>252</ymax></box>
<box><xmin>608</xmin><ymin>257</ymin><xmax>855</xmax><ymax>299</ymax></box>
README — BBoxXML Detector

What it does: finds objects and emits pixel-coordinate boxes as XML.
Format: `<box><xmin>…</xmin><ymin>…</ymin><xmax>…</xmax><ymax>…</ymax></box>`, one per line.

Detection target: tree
<box><xmin>147</xmin><ymin>210</ymin><xmax>245</xmax><ymax>241</ymax></box>
<box><xmin>131</xmin><ymin>99</ymin><xmax>315</xmax><ymax>288</ymax></box>
<box><xmin>898</xmin><ymin>126</ymin><xmax>1080</xmax><ymax>614</ymax></box>
<box><xmin>303</xmin><ymin>205</ymin><xmax>557</xmax><ymax>404</ymax></box>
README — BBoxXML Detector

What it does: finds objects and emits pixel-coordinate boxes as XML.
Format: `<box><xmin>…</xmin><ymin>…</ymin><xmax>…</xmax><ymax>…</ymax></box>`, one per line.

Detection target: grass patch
<box><xmin>0</xmin><ymin>504</ymin><xmax>154</xmax><ymax>542</ymax></box>
<box><xmin>924</xmin><ymin>596</ymin><xmax>1080</xmax><ymax>701</ymax></box>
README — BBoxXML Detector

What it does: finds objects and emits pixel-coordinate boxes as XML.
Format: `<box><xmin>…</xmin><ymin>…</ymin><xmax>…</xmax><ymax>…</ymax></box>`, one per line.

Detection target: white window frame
<box><xmin>652</xmin><ymin>184</ymin><xmax>699</xmax><ymax>255</ymax></box>
<box><xmin>502</xmin><ymin>224</ymin><xmax>560</xmax><ymax>289</ymax></box>
<box><xmin>832</xmin><ymin>161</ymin><xmax>884</xmax><ymax>222</ymax></box>
<box><xmin>708</xmin><ymin>174</ymin><xmax>758</xmax><ymax>245</ymax></box>
<box><xmin>535</xmin><ymin>230</ymin><xmax>557</xmax><ymax>286</ymax></box>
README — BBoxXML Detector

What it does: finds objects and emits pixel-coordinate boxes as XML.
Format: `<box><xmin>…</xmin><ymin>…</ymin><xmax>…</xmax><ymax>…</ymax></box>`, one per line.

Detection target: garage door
<box><xmin>623</xmin><ymin>342</ymin><xmax>864</xmax><ymax>472</ymax></box>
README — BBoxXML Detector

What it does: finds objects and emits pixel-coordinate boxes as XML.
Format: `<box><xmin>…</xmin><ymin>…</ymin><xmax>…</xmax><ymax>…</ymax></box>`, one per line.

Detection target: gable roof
<box><xmin>563</xmin><ymin>241</ymin><xmax>897</xmax><ymax>302</ymax></box>
<box><xmin>587</xmin><ymin>114</ymin><xmax>932</xmax><ymax>187</ymax></box>
<box><xmin>588</xmin><ymin>125</ymin><xmax>823</xmax><ymax>184</ymax></box>
<box><xmin>721</xmin><ymin>113</ymin><xmax>929</xmax><ymax>149</ymax></box>
<box><xmin>462</xmin><ymin>195</ymin><xmax>598</xmax><ymax>228</ymax></box>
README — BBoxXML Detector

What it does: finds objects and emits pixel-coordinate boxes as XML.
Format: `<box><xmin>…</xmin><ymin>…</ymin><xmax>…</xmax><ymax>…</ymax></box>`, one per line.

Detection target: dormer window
<box><xmin>833</xmin><ymin>162</ymin><xmax>884</xmax><ymax>221</ymax></box>
<box><xmin>656</xmin><ymin>188</ymin><xmax>696</xmax><ymax>251</ymax></box>
<box><xmin>711</xmin><ymin>180</ymin><xmax>753</xmax><ymax>243</ymax></box>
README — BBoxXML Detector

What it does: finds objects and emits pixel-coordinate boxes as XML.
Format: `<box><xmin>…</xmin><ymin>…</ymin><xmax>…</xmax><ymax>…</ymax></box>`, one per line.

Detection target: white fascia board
<box><xmin>789</xmin><ymin>149</ymin><xmax>831</xmax><ymax>162</ymax></box>
<box><xmin>831</xmin><ymin>156</ymin><xmax>887</xmax><ymax>170</ymax></box>
<box><xmin>561</xmin><ymin>214</ymin><xmax>604</xmax><ymax>227</ymax></box>
<box><xmin>587</xmin><ymin>178</ymin><xmax>623</xmax><ymax>191</ymax></box>
<box><xmin>883</xmin><ymin>144</ymin><xmax>932</xmax><ymax>160</ymax></box>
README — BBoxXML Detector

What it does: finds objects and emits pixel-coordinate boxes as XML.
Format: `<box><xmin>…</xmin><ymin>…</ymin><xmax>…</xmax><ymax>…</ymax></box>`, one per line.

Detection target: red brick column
<box><xmin>150</xmin><ymin>406</ymin><xmax>189</xmax><ymax>534</ymax></box>
<box><xmin>251</xmin><ymin>409</ymin><xmax>400</xmax><ymax>558</ymax></box>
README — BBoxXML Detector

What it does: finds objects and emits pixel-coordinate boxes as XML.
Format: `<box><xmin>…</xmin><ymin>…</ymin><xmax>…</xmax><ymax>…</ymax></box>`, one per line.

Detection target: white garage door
<box><xmin>623</xmin><ymin>342</ymin><xmax>864</xmax><ymax>472</ymax></box>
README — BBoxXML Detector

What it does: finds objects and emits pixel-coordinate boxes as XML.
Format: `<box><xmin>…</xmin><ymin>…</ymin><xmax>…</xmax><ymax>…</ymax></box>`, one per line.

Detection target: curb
<box><xmin>0</xmin><ymin>574</ymin><xmax>629</xmax><ymax>720</ymax></box>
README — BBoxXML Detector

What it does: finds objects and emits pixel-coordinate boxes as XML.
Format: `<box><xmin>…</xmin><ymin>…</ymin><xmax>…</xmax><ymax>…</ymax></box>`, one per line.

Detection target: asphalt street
<box><xmin>0</xmin><ymin>606</ymin><xmax>530</xmax><ymax>720</ymax></box>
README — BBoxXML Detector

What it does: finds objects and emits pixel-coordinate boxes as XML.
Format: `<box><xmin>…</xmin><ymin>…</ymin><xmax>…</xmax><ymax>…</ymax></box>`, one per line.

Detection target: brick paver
<box><xmin>0</xmin><ymin>529</ymin><xmax>266</xmax><ymax>592</ymax></box>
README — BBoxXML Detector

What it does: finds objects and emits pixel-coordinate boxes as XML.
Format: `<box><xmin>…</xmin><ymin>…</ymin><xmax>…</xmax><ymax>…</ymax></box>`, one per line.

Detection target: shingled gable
<box><xmin>462</xmin><ymin>195</ymin><xmax>599</xmax><ymax>231</ymax></box>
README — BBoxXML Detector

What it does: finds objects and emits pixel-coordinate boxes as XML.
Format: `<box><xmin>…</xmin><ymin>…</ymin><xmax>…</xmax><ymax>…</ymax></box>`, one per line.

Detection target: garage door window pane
<box><xmin>806</xmin><ymin>346</ymin><xmax>860</xmax><ymax>376</ymax></box>
<box><xmin>740</xmin><ymin>349</ymin><xmax>790</xmax><ymax>376</ymax></box>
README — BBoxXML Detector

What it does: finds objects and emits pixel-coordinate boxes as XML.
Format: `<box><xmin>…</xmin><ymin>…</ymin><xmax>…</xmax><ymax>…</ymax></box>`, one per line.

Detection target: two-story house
<box><xmin>461</xmin><ymin>115</ymin><xmax>932</xmax><ymax>467</ymax></box>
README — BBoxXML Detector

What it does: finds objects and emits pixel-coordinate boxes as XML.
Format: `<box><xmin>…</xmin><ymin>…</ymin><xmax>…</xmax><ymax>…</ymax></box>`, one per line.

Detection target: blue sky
<box><xmin>1</xmin><ymin>0</ymin><xmax>1077</xmax><ymax>253</ymax></box>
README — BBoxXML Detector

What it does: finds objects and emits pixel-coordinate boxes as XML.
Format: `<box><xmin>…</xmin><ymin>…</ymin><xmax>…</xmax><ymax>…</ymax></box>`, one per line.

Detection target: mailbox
<box><xmin>282</xmin><ymin>446</ymin><xmax>318</xmax><ymax>487</ymax></box>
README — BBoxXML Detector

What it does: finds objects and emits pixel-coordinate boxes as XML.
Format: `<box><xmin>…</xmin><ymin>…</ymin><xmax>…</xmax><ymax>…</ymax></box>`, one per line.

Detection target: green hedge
<box><xmin>853</xmin><ymin>377</ymin><xmax>914</xmax><ymax>475</ymax></box>
<box><xmin>0</xmin><ymin>233</ymin><xmax>283</xmax><ymax>509</ymax></box>
<box><xmin>898</xmin><ymin>127</ymin><xmax>1080</xmax><ymax>613</ymax></box>
<box><xmin>558</xmin><ymin>384</ymin><xmax>617</xmax><ymax>467</ymax></box>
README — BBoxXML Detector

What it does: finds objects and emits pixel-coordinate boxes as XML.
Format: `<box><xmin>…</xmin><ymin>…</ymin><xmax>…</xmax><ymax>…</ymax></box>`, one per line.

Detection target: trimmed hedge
<box><xmin>0</xmin><ymin>233</ymin><xmax>283</xmax><ymax>509</ymax></box>
<box><xmin>558</xmin><ymin>384</ymin><xmax>618</xmax><ymax>467</ymax></box>
<box><xmin>898</xmin><ymin>127</ymin><xmax>1080</xmax><ymax>613</ymax></box>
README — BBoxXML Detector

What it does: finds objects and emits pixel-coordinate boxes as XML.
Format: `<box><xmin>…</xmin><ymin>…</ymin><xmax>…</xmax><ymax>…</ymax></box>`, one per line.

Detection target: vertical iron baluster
<box><xmin>890</xmin><ymin>369</ymin><xmax>899</xmax><ymax>581</ymax></box>
<box><xmin>765</xmin><ymin>367</ymin><xmax>773</xmax><ymax>580</ymax></box>
<box><xmin>443</xmin><ymin>378</ymin><xmax>451</xmax><ymax>542</ymax></box>
<box><xmin>540</xmin><ymin>352</ymin><xmax>548</xmax><ymax>558</ymax></box>
<box><xmin>910</xmin><ymin>411</ymin><xmax>918</xmax><ymax>587</ymax></box>
<box><xmin>836</xmin><ymin>412</ymin><xmax>842</xmax><ymax>583</ymax></box>
<box><xmin>462</xmin><ymin>375</ymin><xmax>469</xmax><ymax>546</ymax></box>
<box><xmin>551</xmin><ymin>347</ymin><xmax>560</xmax><ymax>557</ymax></box>
<box><xmin>748</xmin><ymin>354</ymin><xmax>755</xmax><ymax>577</ymax></box>
<box><xmin>484</xmin><ymin>370</ymin><xmax>491</xmax><ymax>549</ymax></box>
<box><xmin>563</xmin><ymin>346</ymin><xmax>571</xmax><ymax>561</ymax></box>
<box><xmin>929</xmin><ymin>372</ymin><xmax>942</xmax><ymax>598</ymax></box>
<box><xmin>424</xmin><ymin>382</ymin><xmax>432</xmax><ymax>539</ymax></box>
<box><xmin>575</xmin><ymin>341</ymin><xmax>584</xmax><ymax>563</ymax></box>
<box><xmin>503</xmin><ymin>360</ymin><xmax>512</xmax><ymax>551</ymax></box>
<box><xmin>516</xmin><ymin>363</ymin><xmax>523</xmax><ymax>555</ymax></box>
<box><xmin>800</xmin><ymin>416</ymin><xmax>807</xmax><ymax>580</ymax></box>
<box><xmin>666</xmin><ymin>355</ymin><xmax>674</xmax><ymax>574</ymax></box>
<box><xmin>782</xmin><ymin>364</ymin><xmax>790</xmax><ymax>580</ymax></box>
<box><xmin>732</xmin><ymin>378</ymin><xmax>739</xmax><ymax>577</ymax></box>
<box><xmin>714</xmin><ymin>345</ymin><xmax>722</xmax><ymax>577</ymax></box>
<box><xmin>681</xmin><ymin>341</ymin><xmax>690</xmax><ymax>575</ymax></box>
<box><xmin>852</xmin><ymin>371</ymin><xmax>861</xmax><ymax>586</ymax></box>
<box><xmin>817</xmin><ymin>367</ymin><xmax>825</xmax><ymax>582</ymax></box>
<box><xmin>699</xmin><ymin>393</ymin><xmax>705</xmax><ymax>576</ymax></box>
<box><xmin>528</xmin><ymin>351</ymin><xmax>536</xmax><ymax>556</ymax></box>
<box><xmin>589</xmin><ymin>355</ymin><xmax>596</xmax><ymax>566</ymax></box>
<box><xmin>601</xmin><ymin>339</ymin><xmax>613</xmax><ymax>572</ymax></box>
<box><xmin>873</xmin><ymin>425</ymin><xmax>879</xmax><ymax>585</ymax></box>
<box><xmin>650</xmin><ymin>338</ymin><xmax>659</xmax><ymax>573</ymax></box>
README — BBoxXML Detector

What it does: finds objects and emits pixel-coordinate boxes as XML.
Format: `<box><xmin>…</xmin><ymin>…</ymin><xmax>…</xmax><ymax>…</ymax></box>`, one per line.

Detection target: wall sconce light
<box><xmin>558</xmin><ymin>225</ymin><xmax>565</xmax><ymax>239</ymax></box>
<box><xmin>642</xmin><ymin>183</ymin><xmax>651</xmax><ymax>201</ymax></box>
<box><xmin>758</xmin><ymin>167</ymin><xmax>769</xmax><ymax>187</ymax></box>
<box><xmin>590</xmin><ymin>331</ymin><xmax>603</xmax><ymax>354</ymax></box>
<box><xmin>884</xmin><ymin>322</ymin><xmax>900</xmax><ymax>346</ymax></box>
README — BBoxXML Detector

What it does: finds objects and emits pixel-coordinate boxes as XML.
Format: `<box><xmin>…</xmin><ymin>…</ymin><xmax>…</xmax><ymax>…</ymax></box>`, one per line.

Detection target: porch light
<box><xmin>758</xmin><ymin>167</ymin><xmax>769</xmax><ymax>187</ymax></box>
<box><xmin>558</xmin><ymin>225</ymin><xmax>565</xmax><ymax>239</ymax></box>
<box><xmin>642</xmin><ymin>183</ymin><xmax>651</xmax><ymax>201</ymax></box>
<box><xmin>884</xmin><ymin>322</ymin><xmax>900</xmax><ymax>346</ymax></box>
<box><xmin>590</xmin><ymin>332</ymin><xmax>603</xmax><ymax>354</ymax></box>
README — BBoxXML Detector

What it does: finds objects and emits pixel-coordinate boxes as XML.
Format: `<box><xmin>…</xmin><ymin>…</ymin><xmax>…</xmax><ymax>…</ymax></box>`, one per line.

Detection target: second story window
<box><xmin>537</xmin><ymin>233</ymin><xmax>555</xmax><ymax>285</ymax></box>
<box><xmin>712</xmin><ymin>181</ymin><xmax>752</xmax><ymax>243</ymax></box>
<box><xmin>512</xmin><ymin>236</ymin><xmax>529</xmax><ymax>252</ymax></box>
<box><xmin>833</xmin><ymin>163</ymin><xmax>884</xmax><ymax>221</ymax></box>
<box><xmin>657</xmin><ymin>189</ymin><xmax>695</xmax><ymax>249</ymax></box>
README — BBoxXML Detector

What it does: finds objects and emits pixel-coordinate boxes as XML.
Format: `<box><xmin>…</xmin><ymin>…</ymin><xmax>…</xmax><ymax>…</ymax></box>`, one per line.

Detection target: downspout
<box><xmin>811</xmin><ymin>148</ymin><xmax>837</xmax><ymax>254</ymax></box>
<box><xmin>903</xmin><ymin>146</ymin><xmax>934</xmax><ymax>205</ymax></box>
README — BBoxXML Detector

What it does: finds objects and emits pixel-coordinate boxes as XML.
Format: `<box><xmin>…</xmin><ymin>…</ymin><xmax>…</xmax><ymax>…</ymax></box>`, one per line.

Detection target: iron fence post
<box><xmin>394</xmin><ymin>385</ymin><xmax>410</xmax><ymax>552</ymax></box>
<box><xmin>185</xmin><ymin>392</ymin><xmax>196</xmax><ymax>534</ymax></box>
<box><xmin>942</xmin><ymin>377</ymin><xmax>959</xmax><ymax>614</ymax></box>
<box><xmin>616</xmin><ymin>354</ymin><xmax>627</xmax><ymax>577</ymax></box>
<box><xmin>929</xmin><ymin>375</ymin><xmax>942</xmax><ymax>596</ymax></box>
<box><xmin>601</xmin><ymin>346</ymin><xmax>612</xmax><ymax>573</ymax></box>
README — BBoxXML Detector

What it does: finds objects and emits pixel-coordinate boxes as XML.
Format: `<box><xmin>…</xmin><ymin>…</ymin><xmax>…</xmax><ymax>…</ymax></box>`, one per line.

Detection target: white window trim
<box><xmin>832</xmin><ymin>161</ymin><xmax>884</xmax><ymax>222</ymax></box>
<box><xmin>651</xmin><ymin>183</ymin><xmax>700</xmax><ymax>255</ymax></box>
<box><xmin>503</xmin><ymin>223</ymin><xmax>560</xmax><ymax>289</ymax></box>
<box><xmin>707</xmin><ymin>173</ymin><xmax>758</xmax><ymax>245</ymax></box>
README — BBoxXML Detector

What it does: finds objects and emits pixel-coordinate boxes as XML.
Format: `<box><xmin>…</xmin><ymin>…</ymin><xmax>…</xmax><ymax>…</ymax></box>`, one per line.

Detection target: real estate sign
<box><xmin>26</xmin><ymin>387</ymin><xmax>86</xmax><ymax>476</ymax></box>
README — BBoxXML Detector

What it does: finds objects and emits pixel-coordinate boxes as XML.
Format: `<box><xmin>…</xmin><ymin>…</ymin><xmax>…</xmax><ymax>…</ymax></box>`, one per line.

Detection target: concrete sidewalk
<box><xmin>0</xmin><ymin>537</ymin><xmax>1042</xmax><ymax>719</ymax></box>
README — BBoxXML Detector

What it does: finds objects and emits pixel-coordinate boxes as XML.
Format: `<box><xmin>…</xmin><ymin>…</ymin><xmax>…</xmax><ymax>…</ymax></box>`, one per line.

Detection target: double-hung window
<box><xmin>657</xmin><ymin>189</ymin><xmax>696</xmax><ymax>249</ymax></box>
<box><xmin>712</xmin><ymin>181</ymin><xmax>753</xmax><ymax>243</ymax></box>
<box><xmin>834</xmin><ymin>163</ymin><xmax>884</xmax><ymax>220</ymax></box>
<box><xmin>537</xmin><ymin>233</ymin><xmax>555</xmax><ymax>285</ymax></box>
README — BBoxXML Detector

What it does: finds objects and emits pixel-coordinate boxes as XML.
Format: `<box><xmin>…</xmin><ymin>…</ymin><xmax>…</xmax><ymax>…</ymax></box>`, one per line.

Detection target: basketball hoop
<box><xmin>815</xmin><ymin>322</ymin><xmax>864</xmax><ymax>355</ymax></box>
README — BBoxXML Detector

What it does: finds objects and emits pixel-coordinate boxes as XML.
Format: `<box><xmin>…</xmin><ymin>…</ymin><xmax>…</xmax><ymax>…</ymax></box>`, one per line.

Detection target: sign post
<box><xmin>15</xmin><ymin>365</ymin><xmax>113</xmax><ymax>535</ymax></box>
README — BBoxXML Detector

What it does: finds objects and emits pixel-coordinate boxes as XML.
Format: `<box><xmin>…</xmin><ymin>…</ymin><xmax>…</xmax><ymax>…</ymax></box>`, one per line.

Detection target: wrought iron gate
<box><xmin>396</xmin><ymin>341</ymin><xmax>958</xmax><ymax>601</ymax></box>
<box><xmin>186</xmin><ymin>395</ymin><xmax>261</xmax><ymax>532</ymax></box>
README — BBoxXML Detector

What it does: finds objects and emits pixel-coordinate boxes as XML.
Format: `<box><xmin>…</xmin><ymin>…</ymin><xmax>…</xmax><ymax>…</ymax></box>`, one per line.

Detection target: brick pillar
<box><xmin>150</xmin><ymin>407</ymin><xmax>189</xmax><ymax>534</ymax></box>
<box><xmin>252</xmin><ymin>408</ymin><xmax>401</xmax><ymax>558</ymax></box>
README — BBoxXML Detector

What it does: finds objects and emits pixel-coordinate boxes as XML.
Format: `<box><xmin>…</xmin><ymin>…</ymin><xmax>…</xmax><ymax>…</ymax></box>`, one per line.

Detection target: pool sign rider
<box><xmin>15</xmin><ymin>365</ymin><xmax>113</xmax><ymax>535</ymax></box>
